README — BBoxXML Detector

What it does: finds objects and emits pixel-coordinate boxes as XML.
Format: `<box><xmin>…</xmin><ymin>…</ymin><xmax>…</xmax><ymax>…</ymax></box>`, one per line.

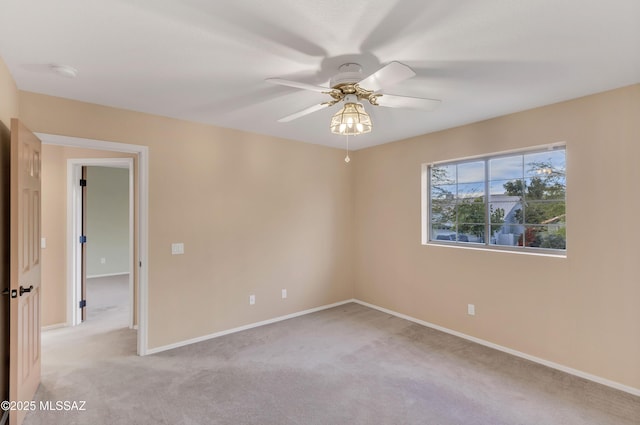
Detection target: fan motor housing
<box><xmin>327</xmin><ymin>63</ymin><xmax>381</xmax><ymax>105</ymax></box>
<box><xmin>330</xmin><ymin>63</ymin><xmax>364</xmax><ymax>88</ymax></box>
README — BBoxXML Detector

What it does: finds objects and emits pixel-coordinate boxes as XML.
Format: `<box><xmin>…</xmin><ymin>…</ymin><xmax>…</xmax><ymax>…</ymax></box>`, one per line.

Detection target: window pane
<box><xmin>489</xmin><ymin>201</ymin><xmax>523</xmax><ymax>225</ymax></box>
<box><xmin>456</xmin><ymin>200</ymin><xmax>485</xmax><ymax>224</ymax></box>
<box><xmin>431</xmin><ymin>184</ymin><xmax>456</xmax><ymax>200</ymax></box>
<box><xmin>431</xmin><ymin>200</ymin><xmax>456</xmax><ymax>224</ymax></box>
<box><xmin>457</xmin><ymin>161</ymin><xmax>484</xmax><ymax>184</ymax></box>
<box><xmin>524</xmin><ymin>177</ymin><xmax>566</xmax><ymax>200</ymax></box>
<box><xmin>456</xmin><ymin>224</ymin><xmax>485</xmax><ymax>243</ymax></box>
<box><xmin>539</xmin><ymin>225</ymin><xmax>566</xmax><ymax>249</ymax></box>
<box><xmin>456</xmin><ymin>194</ymin><xmax>485</xmax><ymax>243</ymax></box>
<box><xmin>489</xmin><ymin>155</ymin><xmax>522</xmax><ymax>180</ymax></box>
<box><xmin>490</xmin><ymin>179</ymin><xmax>524</xmax><ymax>197</ymax></box>
<box><xmin>457</xmin><ymin>182</ymin><xmax>484</xmax><ymax>200</ymax></box>
<box><xmin>431</xmin><ymin>164</ymin><xmax>456</xmax><ymax>185</ymax></box>
<box><xmin>520</xmin><ymin>225</ymin><xmax>566</xmax><ymax>249</ymax></box>
<box><xmin>523</xmin><ymin>201</ymin><xmax>565</xmax><ymax>225</ymax></box>
<box><xmin>431</xmin><ymin>224</ymin><xmax>456</xmax><ymax>241</ymax></box>
<box><xmin>524</xmin><ymin>150</ymin><xmax>566</xmax><ymax>177</ymax></box>
<box><xmin>490</xmin><ymin>224</ymin><xmax>524</xmax><ymax>246</ymax></box>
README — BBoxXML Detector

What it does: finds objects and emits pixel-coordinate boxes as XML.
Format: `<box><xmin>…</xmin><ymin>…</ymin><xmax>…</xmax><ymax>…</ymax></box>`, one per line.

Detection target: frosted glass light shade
<box><xmin>330</xmin><ymin>102</ymin><xmax>372</xmax><ymax>135</ymax></box>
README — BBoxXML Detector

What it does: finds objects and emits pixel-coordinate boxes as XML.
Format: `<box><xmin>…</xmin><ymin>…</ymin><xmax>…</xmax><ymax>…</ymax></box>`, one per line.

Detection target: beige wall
<box><xmin>353</xmin><ymin>84</ymin><xmax>640</xmax><ymax>390</ymax></box>
<box><xmin>22</xmin><ymin>91</ymin><xmax>354</xmax><ymax>348</ymax></box>
<box><xmin>0</xmin><ymin>56</ymin><xmax>18</xmax><ymax>128</ymax></box>
<box><xmin>41</xmin><ymin>145</ymin><xmax>136</xmax><ymax>326</ymax></box>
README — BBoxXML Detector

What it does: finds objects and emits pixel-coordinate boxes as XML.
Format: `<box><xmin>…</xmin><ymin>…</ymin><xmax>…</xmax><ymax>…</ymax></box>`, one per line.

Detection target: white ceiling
<box><xmin>1</xmin><ymin>0</ymin><xmax>639</xmax><ymax>150</ymax></box>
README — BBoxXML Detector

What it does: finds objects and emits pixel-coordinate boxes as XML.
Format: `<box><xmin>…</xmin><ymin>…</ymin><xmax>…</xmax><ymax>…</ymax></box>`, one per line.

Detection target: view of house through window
<box><xmin>428</xmin><ymin>145</ymin><xmax>566</xmax><ymax>252</ymax></box>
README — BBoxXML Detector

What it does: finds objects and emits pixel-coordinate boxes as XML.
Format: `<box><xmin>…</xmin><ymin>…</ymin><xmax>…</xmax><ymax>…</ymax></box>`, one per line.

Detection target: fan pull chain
<box><xmin>344</xmin><ymin>134</ymin><xmax>351</xmax><ymax>163</ymax></box>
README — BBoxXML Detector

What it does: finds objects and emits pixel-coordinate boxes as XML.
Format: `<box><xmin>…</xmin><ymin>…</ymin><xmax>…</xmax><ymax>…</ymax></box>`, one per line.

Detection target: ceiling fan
<box><xmin>266</xmin><ymin>61</ymin><xmax>441</xmax><ymax>135</ymax></box>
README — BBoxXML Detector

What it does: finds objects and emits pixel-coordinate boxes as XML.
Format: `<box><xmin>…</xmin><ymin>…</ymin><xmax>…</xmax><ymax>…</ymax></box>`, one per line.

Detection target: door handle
<box><xmin>19</xmin><ymin>285</ymin><xmax>34</xmax><ymax>296</ymax></box>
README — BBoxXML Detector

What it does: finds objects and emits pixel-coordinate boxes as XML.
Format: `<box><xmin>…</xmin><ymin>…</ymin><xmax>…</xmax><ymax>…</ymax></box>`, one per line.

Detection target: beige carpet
<box><xmin>25</xmin><ymin>297</ymin><xmax>640</xmax><ymax>424</ymax></box>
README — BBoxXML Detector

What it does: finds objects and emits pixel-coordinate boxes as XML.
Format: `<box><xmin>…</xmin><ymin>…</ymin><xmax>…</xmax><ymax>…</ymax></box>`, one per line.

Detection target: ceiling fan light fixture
<box><xmin>330</xmin><ymin>102</ymin><xmax>372</xmax><ymax>136</ymax></box>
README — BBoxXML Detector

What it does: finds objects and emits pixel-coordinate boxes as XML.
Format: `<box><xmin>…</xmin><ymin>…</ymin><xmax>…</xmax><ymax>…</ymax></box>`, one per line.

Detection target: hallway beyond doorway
<box><xmin>86</xmin><ymin>275</ymin><xmax>129</xmax><ymax>323</ymax></box>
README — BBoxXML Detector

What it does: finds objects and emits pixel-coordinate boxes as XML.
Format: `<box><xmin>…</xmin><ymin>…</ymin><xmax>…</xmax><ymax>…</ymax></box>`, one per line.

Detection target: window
<box><xmin>426</xmin><ymin>145</ymin><xmax>566</xmax><ymax>253</ymax></box>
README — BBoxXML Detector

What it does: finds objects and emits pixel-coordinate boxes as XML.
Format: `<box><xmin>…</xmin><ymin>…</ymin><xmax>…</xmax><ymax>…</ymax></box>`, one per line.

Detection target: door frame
<box><xmin>38</xmin><ymin>133</ymin><xmax>149</xmax><ymax>356</ymax></box>
<box><xmin>68</xmin><ymin>159</ymin><xmax>134</xmax><ymax>328</ymax></box>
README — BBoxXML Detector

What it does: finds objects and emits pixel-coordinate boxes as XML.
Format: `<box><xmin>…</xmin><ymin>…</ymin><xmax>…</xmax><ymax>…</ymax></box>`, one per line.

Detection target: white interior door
<box><xmin>9</xmin><ymin>119</ymin><xmax>42</xmax><ymax>425</ymax></box>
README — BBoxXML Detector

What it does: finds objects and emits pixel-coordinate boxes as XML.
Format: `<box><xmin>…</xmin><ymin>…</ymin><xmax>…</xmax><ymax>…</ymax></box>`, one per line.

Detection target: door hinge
<box><xmin>79</xmin><ymin>299</ymin><xmax>86</xmax><ymax>309</ymax></box>
<box><xmin>79</xmin><ymin>179</ymin><xmax>87</xmax><ymax>187</ymax></box>
<box><xmin>139</xmin><ymin>261</ymin><xmax>142</xmax><ymax>268</ymax></box>
<box><xmin>79</xmin><ymin>235</ymin><xmax>87</xmax><ymax>244</ymax></box>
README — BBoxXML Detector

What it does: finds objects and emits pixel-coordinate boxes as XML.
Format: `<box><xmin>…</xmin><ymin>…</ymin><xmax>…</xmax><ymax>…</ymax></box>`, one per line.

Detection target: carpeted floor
<box><xmin>26</xmin><ymin>297</ymin><xmax>640</xmax><ymax>424</ymax></box>
<box><xmin>85</xmin><ymin>274</ymin><xmax>130</xmax><ymax>322</ymax></box>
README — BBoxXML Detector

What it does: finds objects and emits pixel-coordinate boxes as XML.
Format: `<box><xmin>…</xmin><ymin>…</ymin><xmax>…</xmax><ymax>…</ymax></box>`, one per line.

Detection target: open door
<box><xmin>9</xmin><ymin>120</ymin><xmax>41</xmax><ymax>425</ymax></box>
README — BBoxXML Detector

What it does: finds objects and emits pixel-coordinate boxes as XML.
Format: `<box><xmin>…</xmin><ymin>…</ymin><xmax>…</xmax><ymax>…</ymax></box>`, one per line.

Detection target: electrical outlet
<box><xmin>282</xmin><ymin>289</ymin><xmax>287</xmax><ymax>299</ymax></box>
<box><xmin>467</xmin><ymin>304</ymin><xmax>475</xmax><ymax>316</ymax></box>
<box><xmin>249</xmin><ymin>295</ymin><xmax>255</xmax><ymax>305</ymax></box>
<box><xmin>101</xmin><ymin>257</ymin><xmax>106</xmax><ymax>264</ymax></box>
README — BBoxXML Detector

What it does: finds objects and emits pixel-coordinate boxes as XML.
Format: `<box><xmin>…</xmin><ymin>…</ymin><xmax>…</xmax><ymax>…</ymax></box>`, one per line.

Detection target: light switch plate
<box><xmin>41</xmin><ymin>237</ymin><xmax>46</xmax><ymax>249</ymax></box>
<box><xmin>171</xmin><ymin>243</ymin><xmax>184</xmax><ymax>255</ymax></box>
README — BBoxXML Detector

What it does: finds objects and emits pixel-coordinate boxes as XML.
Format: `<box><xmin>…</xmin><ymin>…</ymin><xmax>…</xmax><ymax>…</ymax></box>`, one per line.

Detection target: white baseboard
<box><xmin>353</xmin><ymin>299</ymin><xmax>640</xmax><ymax>397</ymax></box>
<box><xmin>87</xmin><ymin>272</ymin><xmax>130</xmax><ymax>279</ymax></box>
<box><xmin>146</xmin><ymin>299</ymin><xmax>354</xmax><ymax>355</ymax></box>
<box><xmin>42</xmin><ymin>323</ymin><xmax>67</xmax><ymax>331</ymax></box>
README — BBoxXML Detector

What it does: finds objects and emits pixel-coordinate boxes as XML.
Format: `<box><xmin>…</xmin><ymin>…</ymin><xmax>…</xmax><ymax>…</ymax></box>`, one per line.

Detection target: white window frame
<box><xmin>422</xmin><ymin>143</ymin><xmax>566</xmax><ymax>257</ymax></box>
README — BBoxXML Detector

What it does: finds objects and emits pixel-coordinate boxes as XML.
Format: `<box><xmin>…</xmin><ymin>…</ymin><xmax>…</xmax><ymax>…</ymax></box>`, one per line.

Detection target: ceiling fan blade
<box><xmin>278</xmin><ymin>103</ymin><xmax>332</xmax><ymax>122</ymax></box>
<box><xmin>266</xmin><ymin>78</ymin><xmax>329</xmax><ymax>93</ymax></box>
<box><xmin>358</xmin><ymin>61</ymin><xmax>416</xmax><ymax>92</ymax></box>
<box><xmin>375</xmin><ymin>94</ymin><xmax>441</xmax><ymax>111</ymax></box>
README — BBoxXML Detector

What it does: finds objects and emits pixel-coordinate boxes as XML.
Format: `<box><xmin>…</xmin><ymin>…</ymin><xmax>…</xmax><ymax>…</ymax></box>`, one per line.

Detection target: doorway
<box><xmin>69</xmin><ymin>160</ymin><xmax>134</xmax><ymax>328</ymax></box>
<box><xmin>39</xmin><ymin>133</ymin><xmax>149</xmax><ymax>355</ymax></box>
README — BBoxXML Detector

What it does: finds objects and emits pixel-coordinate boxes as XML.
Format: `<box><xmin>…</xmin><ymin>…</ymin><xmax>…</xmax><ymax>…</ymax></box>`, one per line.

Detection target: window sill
<box><xmin>425</xmin><ymin>241</ymin><xmax>567</xmax><ymax>258</ymax></box>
